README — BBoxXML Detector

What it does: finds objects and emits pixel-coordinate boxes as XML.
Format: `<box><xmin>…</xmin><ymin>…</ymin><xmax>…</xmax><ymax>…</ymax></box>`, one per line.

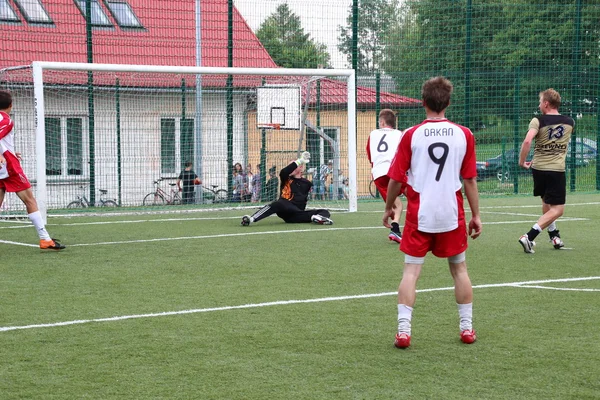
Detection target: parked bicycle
<box><xmin>143</xmin><ymin>179</ymin><xmax>182</xmax><ymax>206</ymax></box>
<box><xmin>67</xmin><ymin>186</ymin><xmax>118</xmax><ymax>208</ymax></box>
<box><xmin>202</xmin><ymin>184</ymin><xmax>228</xmax><ymax>203</ymax></box>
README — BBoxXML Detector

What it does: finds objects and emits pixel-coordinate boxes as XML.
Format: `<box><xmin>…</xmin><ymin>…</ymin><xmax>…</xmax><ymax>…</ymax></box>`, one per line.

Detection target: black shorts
<box><xmin>531</xmin><ymin>168</ymin><xmax>566</xmax><ymax>205</ymax></box>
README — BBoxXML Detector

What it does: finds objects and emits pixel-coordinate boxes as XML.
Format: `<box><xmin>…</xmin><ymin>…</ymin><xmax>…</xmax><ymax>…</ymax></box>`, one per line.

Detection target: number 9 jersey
<box><xmin>388</xmin><ymin>118</ymin><xmax>477</xmax><ymax>233</ymax></box>
<box><xmin>366</xmin><ymin>127</ymin><xmax>404</xmax><ymax>180</ymax></box>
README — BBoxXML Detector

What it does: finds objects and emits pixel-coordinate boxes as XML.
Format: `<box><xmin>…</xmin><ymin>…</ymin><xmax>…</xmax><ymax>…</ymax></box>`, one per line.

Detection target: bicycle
<box><xmin>201</xmin><ymin>184</ymin><xmax>228</xmax><ymax>204</ymax></box>
<box><xmin>67</xmin><ymin>186</ymin><xmax>119</xmax><ymax>208</ymax></box>
<box><xmin>143</xmin><ymin>179</ymin><xmax>182</xmax><ymax>206</ymax></box>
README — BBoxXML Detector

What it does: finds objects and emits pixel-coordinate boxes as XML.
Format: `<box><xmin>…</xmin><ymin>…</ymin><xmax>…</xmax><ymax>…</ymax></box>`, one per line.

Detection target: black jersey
<box><xmin>278</xmin><ymin>162</ymin><xmax>313</xmax><ymax>210</ymax></box>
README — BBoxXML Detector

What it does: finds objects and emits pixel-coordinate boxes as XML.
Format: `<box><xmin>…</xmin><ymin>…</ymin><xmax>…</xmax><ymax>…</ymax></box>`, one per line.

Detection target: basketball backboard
<box><xmin>256</xmin><ymin>85</ymin><xmax>301</xmax><ymax>130</ymax></box>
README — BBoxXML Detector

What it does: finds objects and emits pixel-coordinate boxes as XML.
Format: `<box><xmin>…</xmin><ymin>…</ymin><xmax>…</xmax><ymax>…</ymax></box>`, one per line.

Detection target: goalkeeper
<box><xmin>241</xmin><ymin>151</ymin><xmax>333</xmax><ymax>226</ymax></box>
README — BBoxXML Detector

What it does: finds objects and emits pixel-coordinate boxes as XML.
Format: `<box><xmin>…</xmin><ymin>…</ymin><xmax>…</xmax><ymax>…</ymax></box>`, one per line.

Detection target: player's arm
<box><xmin>519</xmin><ymin>128</ymin><xmax>537</xmax><ymax>168</ymax></box>
<box><xmin>463</xmin><ymin>177</ymin><xmax>481</xmax><ymax>239</ymax></box>
<box><xmin>366</xmin><ymin>136</ymin><xmax>372</xmax><ymax>164</ymax></box>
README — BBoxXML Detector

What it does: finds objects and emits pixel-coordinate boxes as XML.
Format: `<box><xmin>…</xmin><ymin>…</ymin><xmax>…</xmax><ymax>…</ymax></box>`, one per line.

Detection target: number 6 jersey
<box><xmin>366</xmin><ymin>127</ymin><xmax>404</xmax><ymax>180</ymax></box>
<box><xmin>388</xmin><ymin>118</ymin><xmax>477</xmax><ymax>233</ymax></box>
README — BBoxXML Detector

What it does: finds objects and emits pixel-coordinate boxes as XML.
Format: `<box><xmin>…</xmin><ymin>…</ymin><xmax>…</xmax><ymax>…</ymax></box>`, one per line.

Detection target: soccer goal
<box><xmin>0</xmin><ymin>62</ymin><xmax>357</xmax><ymax>220</ymax></box>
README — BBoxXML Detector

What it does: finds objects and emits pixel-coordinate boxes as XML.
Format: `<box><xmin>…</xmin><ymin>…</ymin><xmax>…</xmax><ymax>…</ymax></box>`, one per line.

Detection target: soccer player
<box><xmin>241</xmin><ymin>152</ymin><xmax>333</xmax><ymax>226</ymax></box>
<box><xmin>367</xmin><ymin>108</ymin><xmax>404</xmax><ymax>243</ymax></box>
<box><xmin>383</xmin><ymin>77</ymin><xmax>481</xmax><ymax>348</ymax></box>
<box><xmin>517</xmin><ymin>88</ymin><xmax>574</xmax><ymax>254</ymax></box>
<box><xmin>0</xmin><ymin>89</ymin><xmax>65</xmax><ymax>250</ymax></box>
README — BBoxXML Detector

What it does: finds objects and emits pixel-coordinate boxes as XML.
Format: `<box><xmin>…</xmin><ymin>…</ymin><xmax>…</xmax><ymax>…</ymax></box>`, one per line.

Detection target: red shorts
<box><xmin>399</xmin><ymin>220</ymin><xmax>468</xmax><ymax>258</ymax></box>
<box><xmin>0</xmin><ymin>152</ymin><xmax>31</xmax><ymax>193</ymax></box>
<box><xmin>374</xmin><ymin>175</ymin><xmax>406</xmax><ymax>202</ymax></box>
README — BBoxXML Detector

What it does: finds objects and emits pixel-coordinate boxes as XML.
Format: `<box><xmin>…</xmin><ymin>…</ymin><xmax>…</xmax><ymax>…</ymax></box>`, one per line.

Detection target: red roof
<box><xmin>0</xmin><ymin>0</ymin><xmax>419</xmax><ymax>106</ymax></box>
<box><xmin>0</xmin><ymin>0</ymin><xmax>276</xmax><ymax>68</ymax></box>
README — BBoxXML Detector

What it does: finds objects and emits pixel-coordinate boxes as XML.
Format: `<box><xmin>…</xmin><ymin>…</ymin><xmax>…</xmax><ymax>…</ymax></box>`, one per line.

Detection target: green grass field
<box><xmin>1</xmin><ymin>194</ymin><xmax>599</xmax><ymax>399</ymax></box>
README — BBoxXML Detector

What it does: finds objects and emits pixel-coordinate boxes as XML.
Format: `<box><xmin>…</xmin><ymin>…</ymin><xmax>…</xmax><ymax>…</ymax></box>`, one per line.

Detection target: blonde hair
<box><xmin>540</xmin><ymin>88</ymin><xmax>561</xmax><ymax>109</ymax></box>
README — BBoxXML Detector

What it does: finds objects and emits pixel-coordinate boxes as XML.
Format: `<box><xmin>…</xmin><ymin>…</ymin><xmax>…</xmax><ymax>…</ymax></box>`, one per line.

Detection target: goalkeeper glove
<box><xmin>295</xmin><ymin>151</ymin><xmax>310</xmax><ymax>165</ymax></box>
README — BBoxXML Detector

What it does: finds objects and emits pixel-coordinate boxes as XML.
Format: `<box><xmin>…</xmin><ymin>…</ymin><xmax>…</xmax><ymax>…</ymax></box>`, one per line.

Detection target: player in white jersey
<box><xmin>366</xmin><ymin>109</ymin><xmax>404</xmax><ymax>243</ymax></box>
<box><xmin>382</xmin><ymin>77</ymin><xmax>482</xmax><ymax>349</ymax></box>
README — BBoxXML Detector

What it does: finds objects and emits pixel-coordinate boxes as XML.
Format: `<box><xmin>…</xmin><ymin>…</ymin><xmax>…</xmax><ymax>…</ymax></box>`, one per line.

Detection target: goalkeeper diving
<box><xmin>241</xmin><ymin>151</ymin><xmax>333</xmax><ymax>226</ymax></box>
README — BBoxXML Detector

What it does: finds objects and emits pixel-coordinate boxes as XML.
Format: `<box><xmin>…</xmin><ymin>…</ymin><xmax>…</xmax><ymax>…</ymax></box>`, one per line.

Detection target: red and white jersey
<box><xmin>0</xmin><ymin>111</ymin><xmax>16</xmax><ymax>156</ymax></box>
<box><xmin>388</xmin><ymin>118</ymin><xmax>477</xmax><ymax>233</ymax></box>
<box><xmin>366</xmin><ymin>127</ymin><xmax>404</xmax><ymax>180</ymax></box>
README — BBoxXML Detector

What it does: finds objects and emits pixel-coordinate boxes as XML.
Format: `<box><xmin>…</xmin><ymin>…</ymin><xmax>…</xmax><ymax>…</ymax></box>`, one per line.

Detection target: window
<box><xmin>104</xmin><ymin>0</ymin><xmax>142</xmax><ymax>28</ymax></box>
<box><xmin>45</xmin><ymin>117</ymin><xmax>85</xmax><ymax>177</ymax></box>
<box><xmin>74</xmin><ymin>0</ymin><xmax>112</xmax><ymax>27</ymax></box>
<box><xmin>13</xmin><ymin>0</ymin><xmax>52</xmax><ymax>23</ymax></box>
<box><xmin>0</xmin><ymin>0</ymin><xmax>20</xmax><ymax>22</ymax></box>
<box><xmin>160</xmin><ymin>118</ymin><xmax>195</xmax><ymax>176</ymax></box>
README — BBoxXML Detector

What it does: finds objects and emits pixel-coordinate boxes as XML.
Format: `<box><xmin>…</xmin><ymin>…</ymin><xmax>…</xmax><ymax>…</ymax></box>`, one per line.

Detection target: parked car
<box><xmin>477</xmin><ymin>138</ymin><xmax>597</xmax><ymax>181</ymax></box>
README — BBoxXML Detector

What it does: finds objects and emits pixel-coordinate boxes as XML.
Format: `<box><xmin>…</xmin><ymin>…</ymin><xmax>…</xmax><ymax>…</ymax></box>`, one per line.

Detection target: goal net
<box><xmin>0</xmin><ymin>62</ymin><xmax>357</xmax><ymax>219</ymax></box>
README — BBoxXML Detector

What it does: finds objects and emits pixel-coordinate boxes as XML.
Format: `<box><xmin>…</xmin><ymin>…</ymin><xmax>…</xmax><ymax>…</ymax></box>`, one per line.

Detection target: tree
<box><xmin>256</xmin><ymin>3</ymin><xmax>331</xmax><ymax>69</ymax></box>
<box><xmin>337</xmin><ymin>0</ymin><xmax>402</xmax><ymax>73</ymax></box>
<box><xmin>384</xmin><ymin>0</ymin><xmax>600</xmax><ymax>126</ymax></box>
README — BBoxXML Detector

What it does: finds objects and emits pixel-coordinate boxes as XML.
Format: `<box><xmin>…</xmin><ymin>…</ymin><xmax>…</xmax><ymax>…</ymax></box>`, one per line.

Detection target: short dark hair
<box><xmin>378</xmin><ymin>109</ymin><xmax>396</xmax><ymax>128</ymax></box>
<box><xmin>0</xmin><ymin>90</ymin><xmax>13</xmax><ymax>110</ymax></box>
<box><xmin>185</xmin><ymin>161</ymin><xmax>193</xmax><ymax>167</ymax></box>
<box><xmin>422</xmin><ymin>77</ymin><xmax>453</xmax><ymax>113</ymax></box>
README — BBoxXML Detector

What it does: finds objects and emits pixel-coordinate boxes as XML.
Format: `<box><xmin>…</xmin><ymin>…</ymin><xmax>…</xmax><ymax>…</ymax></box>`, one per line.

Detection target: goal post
<box><xmin>3</xmin><ymin>62</ymin><xmax>358</xmax><ymax>219</ymax></box>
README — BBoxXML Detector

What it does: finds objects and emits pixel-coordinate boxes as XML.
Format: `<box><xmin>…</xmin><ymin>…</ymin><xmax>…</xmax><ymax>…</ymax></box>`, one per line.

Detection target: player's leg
<box><xmin>395</xmin><ymin>225</ymin><xmax>429</xmax><ymax>349</ymax></box>
<box><xmin>395</xmin><ymin>259</ymin><xmax>423</xmax><ymax>349</ymax></box>
<box><xmin>15</xmin><ymin>188</ymin><xmax>65</xmax><ymax>250</ymax></box>
<box><xmin>520</xmin><ymin>171</ymin><xmax>565</xmax><ymax>252</ymax></box>
<box><xmin>448</xmin><ymin>253</ymin><xmax>476</xmax><ymax>344</ymax></box>
<box><xmin>375</xmin><ymin>176</ymin><xmax>402</xmax><ymax>243</ymax></box>
<box><xmin>283</xmin><ymin>209</ymin><xmax>332</xmax><ymax>224</ymax></box>
<box><xmin>0</xmin><ymin>186</ymin><xmax>5</xmax><ymax>207</ymax></box>
<box><xmin>433</xmin><ymin>224</ymin><xmax>475</xmax><ymax>343</ymax></box>
<box><xmin>241</xmin><ymin>200</ymin><xmax>283</xmax><ymax>225</ymax></box>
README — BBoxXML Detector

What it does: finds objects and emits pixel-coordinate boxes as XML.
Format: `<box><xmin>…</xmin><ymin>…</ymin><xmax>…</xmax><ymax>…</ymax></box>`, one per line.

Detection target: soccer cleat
<box><xmin>40</xmin><ymin>238</ymin><xmax>66</xmax><ymax>250</ymax></box>
<box><xmin>549</xmin><ymin>230</ymin><xmax>564</xmax><ymax>249</ymax></box>
<box><xmin>394</xmin><ymin>333</ymin><xmax>411</xmax><ymax>349</ymax></box>
<box><xmin>311</xmin><ymin>214</ymin><xmax>333</xmax><ymax>225</ymax></box>
<box><xmin>388</xmin><ymin>231</ymin><xmax>402</xmax><ymax>244</ymax></box>
<box><xmin>460</xmin><ymin>329</ymin><xmax>477</xmax><ymax>344</ymax></box>
<box><xmin>518</xmin><ymin>234</ymin><xmax>535</xmax><ymax>254</ymax></box>
<box><xmin>241</xmin><ymin>215</ymin><xmax>252</xmax><ymax>226</ymax></box>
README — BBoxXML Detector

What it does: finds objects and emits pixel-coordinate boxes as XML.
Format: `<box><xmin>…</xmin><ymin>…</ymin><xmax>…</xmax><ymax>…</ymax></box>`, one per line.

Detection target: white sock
<box><xmin>532</xmin><ymin>223</ymin><xmax>542</xmax><ymax>232</ymax></box>
<box><xmin>28</xmin><ymin>211</ymin><xmax>51</xmax><ymax>240</ymax></box>
<box><xmin>548</xmin><ymin>221</ymin><xmax>556</xmax><ymax>232</ymax></box>
<box><xmin>397</xmin><ymin>304</ymin><xmax>413</xmax><ymax>335</ymax></box>
<box><xmin>457</xmin><ymin>302</ymin><xmax>473</xmax><ymax>331</ymax></box>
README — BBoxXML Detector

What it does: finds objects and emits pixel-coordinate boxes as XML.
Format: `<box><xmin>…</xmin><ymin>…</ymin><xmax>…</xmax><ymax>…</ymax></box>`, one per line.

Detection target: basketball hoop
<box><xmin>257</xmin><ymin>123</ymin><xmax>281</xmax><ymax>130</ymax></box>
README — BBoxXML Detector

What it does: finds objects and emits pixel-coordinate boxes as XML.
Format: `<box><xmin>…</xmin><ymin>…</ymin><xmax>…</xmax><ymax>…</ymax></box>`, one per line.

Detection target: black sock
<box><xmin>391</xmin><ymin>222</ymin><xmax>400</xmax><ymax>234</ymax></box>
<box><xmin>548</xmin><ymin>229</ymin><xmax>560</xmax><ymax>238</ymax></box>
<box><xmin>527</xmin><ymin>228</ymin><xmax>540</xmax><ymax>241</ymax></box>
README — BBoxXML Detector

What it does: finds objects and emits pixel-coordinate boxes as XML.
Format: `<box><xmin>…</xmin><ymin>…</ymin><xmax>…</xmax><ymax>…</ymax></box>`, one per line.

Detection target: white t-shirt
<box><xmin>367</xmin><ymin>128</ymin><xmax>404</xmax><ymax>180</ymax></box>
<box><xmin>388</xmin><ymin>119</ymin><xmax>477</xmax><ymax>233</ymax></box>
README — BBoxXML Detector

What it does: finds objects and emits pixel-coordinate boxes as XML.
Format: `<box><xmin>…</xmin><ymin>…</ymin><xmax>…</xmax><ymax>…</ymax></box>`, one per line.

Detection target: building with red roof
<box><xmin>0</xmin><ymin>0</ymin><xmax>419</xmax><ymax>208</ymax></box>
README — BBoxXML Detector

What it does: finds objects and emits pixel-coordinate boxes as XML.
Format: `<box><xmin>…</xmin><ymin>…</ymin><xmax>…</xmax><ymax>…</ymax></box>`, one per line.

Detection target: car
<box><xmin>477</xmin><ymin>138</ymin><xmax>597</xmax><ymax>181</ymax></box>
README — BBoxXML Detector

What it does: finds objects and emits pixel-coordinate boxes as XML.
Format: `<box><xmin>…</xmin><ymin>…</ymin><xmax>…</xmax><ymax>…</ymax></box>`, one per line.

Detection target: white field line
<box><xmin>0</xmin><ymin>276</ymin><xmax>598</xmax><ymax>333</ymax></box>
<box><xmin>0</xmin><ymin>217</ymin><xmax>590</xmax><ymax>248</ymax></box>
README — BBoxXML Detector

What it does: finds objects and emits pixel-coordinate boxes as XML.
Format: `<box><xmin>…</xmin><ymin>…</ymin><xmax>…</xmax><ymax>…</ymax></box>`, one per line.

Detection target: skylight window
<box><xmin>105</xmin><ymin>1</ymin><xmax>142</xmax><ymax>28</ymax></box>
<box><xmin>75</xmin><ymin>0</ymin><xmax>112</xmax><ymax>27</ymax></box>
<box><xmin>13</xmin><ymin>0</ymin><xmax>52</xmax><ymax>23</ymax></box>
<box><xmin>0</xmin><ymin>0</ymin><xmax>20</xmax><ymax>22</ymax></box>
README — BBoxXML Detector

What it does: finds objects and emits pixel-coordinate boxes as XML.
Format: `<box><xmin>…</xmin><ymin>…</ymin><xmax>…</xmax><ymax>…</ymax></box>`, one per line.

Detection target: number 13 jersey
<box><xmin>388</xmin><ymin>118</ymin><xmax>477</xmax><ymax>233</ymax></box>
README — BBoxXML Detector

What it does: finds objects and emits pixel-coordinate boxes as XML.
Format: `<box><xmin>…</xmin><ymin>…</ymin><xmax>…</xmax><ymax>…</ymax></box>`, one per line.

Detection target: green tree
<box><xmin>337</xmin><ymin>0</ymin><xmax>401</xmax><ymax>73</ymax></box>
<box><xmin>256</xmin><ymin>3</ymin><xmax>331</xmax><ymax>69</ymax></box>
<box><xmin>384</xmin><ymin>0</ymin><xmax>600</xmax><ymax>126</ymax></box>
